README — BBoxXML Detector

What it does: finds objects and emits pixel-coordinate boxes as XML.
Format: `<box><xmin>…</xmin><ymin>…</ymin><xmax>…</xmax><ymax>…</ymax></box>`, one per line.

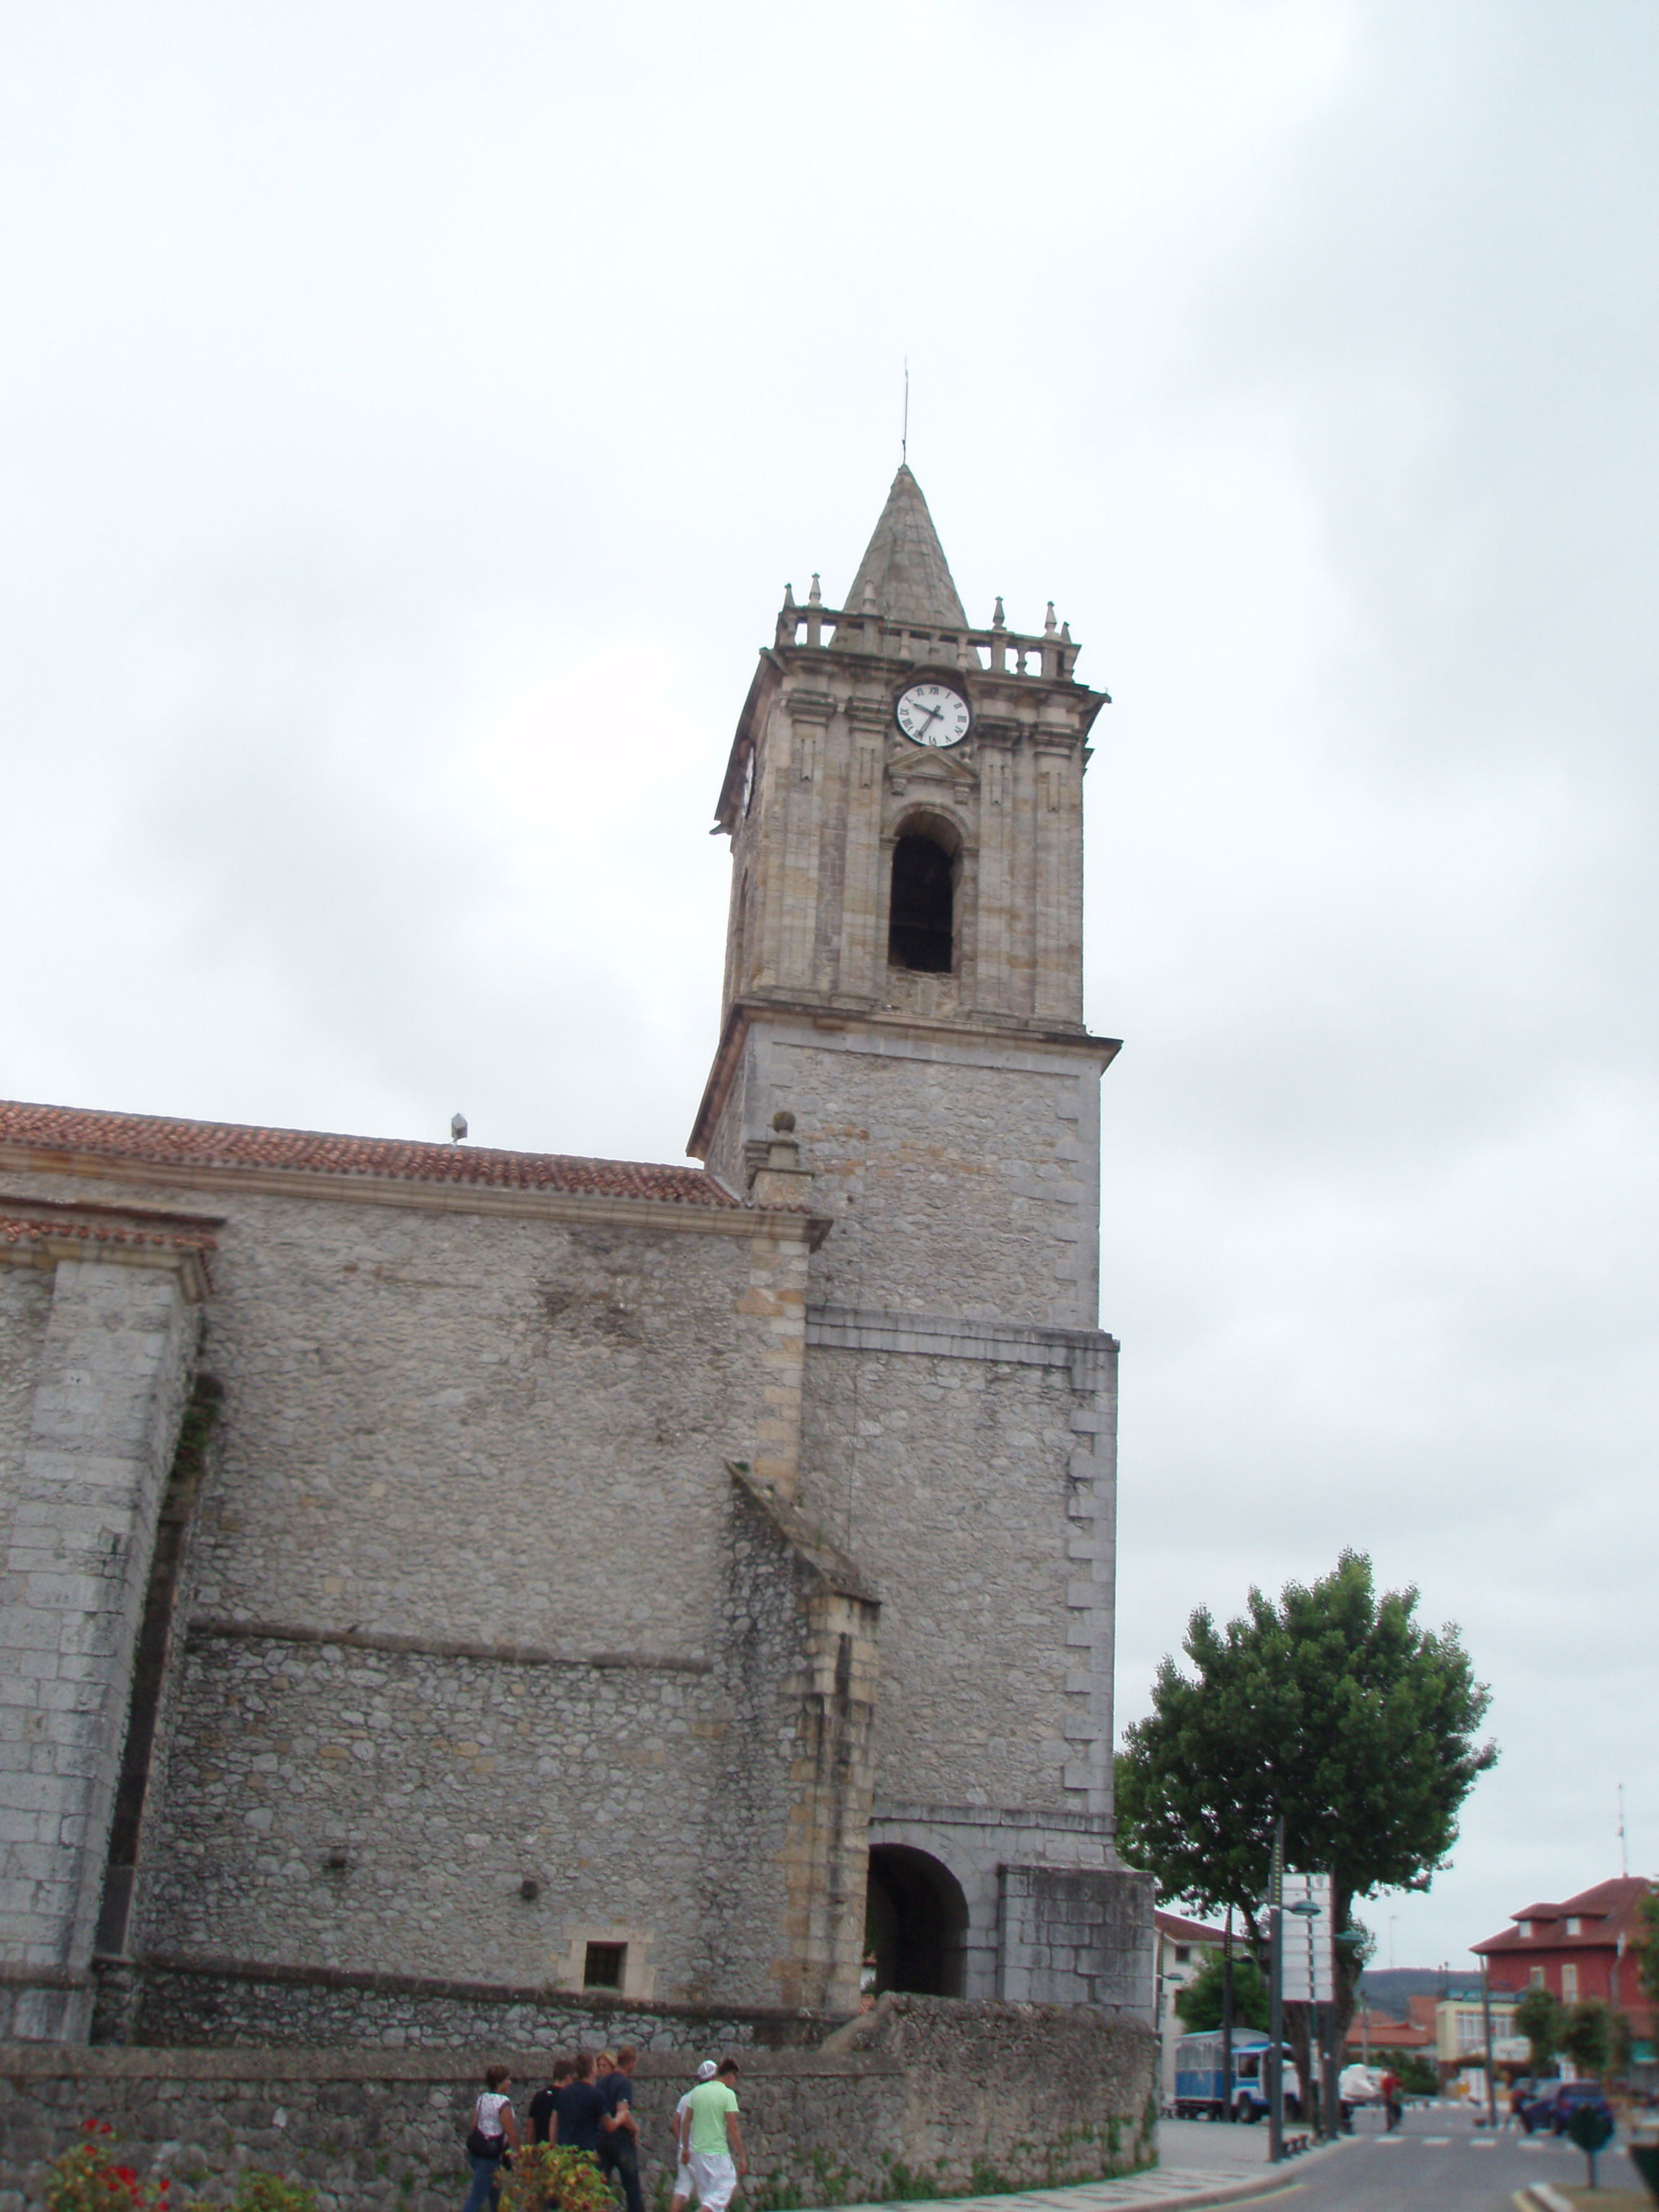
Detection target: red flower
<box><xmin>114</xmin><ymin>2165</ymin><xmax>137</xmax><ymax>2182</ymax></box>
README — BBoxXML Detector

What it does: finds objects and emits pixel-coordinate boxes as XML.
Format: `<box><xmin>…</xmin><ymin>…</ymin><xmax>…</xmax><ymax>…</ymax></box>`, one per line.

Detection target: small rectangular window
<box><xmin>1566</xmin><ymin>1917</ymin><xmax>1581</xmax><ymax>1936</ymax></box>
<box><xmin>583</xmin><ymin>1941</ymin><xmax>626</xmax><ymax>1990</ymax></box>
<box><xmin>1174</xmin><ymin>1946</ymin><xmax>1190</xmax><ymax>1963</ymax></box>
<box><xmin>1562</xmin><ymin>1963</ymin><xmax>1578</xmax><ymax>2002</ymax></box>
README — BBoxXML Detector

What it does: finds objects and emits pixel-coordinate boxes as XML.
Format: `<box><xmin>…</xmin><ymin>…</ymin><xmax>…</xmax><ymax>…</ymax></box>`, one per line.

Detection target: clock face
<box><xmin>895</xmin><ymin>680</ymin><xmax>971</xmax><ymax>749</ymax></box>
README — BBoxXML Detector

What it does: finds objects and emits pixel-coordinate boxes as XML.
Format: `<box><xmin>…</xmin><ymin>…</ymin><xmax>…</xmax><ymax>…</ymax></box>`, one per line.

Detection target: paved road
<box><xmin>1249</xmin><ymin>2104</ymin><xmax>1604</xmax><ymax>2210</ymax></box>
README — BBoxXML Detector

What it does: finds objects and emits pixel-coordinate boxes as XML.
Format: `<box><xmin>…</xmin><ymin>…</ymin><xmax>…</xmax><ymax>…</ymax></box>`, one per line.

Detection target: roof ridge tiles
<box><xmin>0</xmin><ymin>1098</ymin><xmax>738</xmax><ymax>1208</ymax></box>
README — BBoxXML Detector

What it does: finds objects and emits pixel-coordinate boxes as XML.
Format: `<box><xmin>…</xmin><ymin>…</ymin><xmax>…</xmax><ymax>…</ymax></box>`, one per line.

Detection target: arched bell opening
<box><xmin>887</xmin><ymin>822</ymin><xmax>959</xmax><ymax>974</ymax></box>
<box><xmin>864</xmin><ymin>1844</ymin><xmax>968</xmax><ymax>1997</ymax></box>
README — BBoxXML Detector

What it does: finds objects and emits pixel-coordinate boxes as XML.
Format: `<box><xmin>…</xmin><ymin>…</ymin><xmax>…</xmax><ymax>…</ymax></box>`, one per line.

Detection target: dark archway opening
<box><xmin>888</xmin><ymin>834</ymin><xmax>955</xmax><ymax>973</ymax></box>
<box><xmin>865</xmin><ymin>1845</ymin><xmax>968</xmax><ymax>1997</ymax></box>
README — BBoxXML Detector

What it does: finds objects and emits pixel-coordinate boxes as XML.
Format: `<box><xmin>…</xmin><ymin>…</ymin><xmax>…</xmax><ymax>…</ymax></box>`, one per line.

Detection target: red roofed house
<box><xmin>0</xmin><ymin>468</ymin><xmax>1156</xmax><ymax>2051</ymax></box>
<box><xmin>1473</xmin><ymin>1878</ymin><xmax>1656</xmax><ymax>2044</ymax></box>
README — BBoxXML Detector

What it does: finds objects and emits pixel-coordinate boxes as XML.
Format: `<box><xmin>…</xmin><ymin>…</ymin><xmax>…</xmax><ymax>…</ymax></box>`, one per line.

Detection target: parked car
<box><xmin>1519</xmin><ymin>2081</ymin><xmax>1609</xmax><ymax>2136</ymax></box>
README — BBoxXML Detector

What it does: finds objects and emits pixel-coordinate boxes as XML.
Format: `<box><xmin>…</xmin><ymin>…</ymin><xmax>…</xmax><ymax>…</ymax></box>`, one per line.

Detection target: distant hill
<box><xmin>1359</xmin><ymin>1967</ymin><xmax>1484</xmax><ymax>2018</ymax></box>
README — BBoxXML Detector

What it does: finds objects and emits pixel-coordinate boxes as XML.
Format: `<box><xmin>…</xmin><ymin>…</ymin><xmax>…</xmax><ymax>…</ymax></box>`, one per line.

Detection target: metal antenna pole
<box><xmin>1282</xmin><ymin>1814</ymin><xmax>1292</xmax><ymax>2159</ymax></box>
<box><xmin>902</xmin><ymin>359</ymin><xmax>909</xmax><ymax>464</ymax></box>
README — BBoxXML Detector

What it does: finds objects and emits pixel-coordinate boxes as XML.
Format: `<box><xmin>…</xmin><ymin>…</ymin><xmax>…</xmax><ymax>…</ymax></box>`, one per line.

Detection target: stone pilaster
<box><xmin>0</xmin><ymin>1246</ymin><xmax>203</xmax><ymax>2040</ymax></box>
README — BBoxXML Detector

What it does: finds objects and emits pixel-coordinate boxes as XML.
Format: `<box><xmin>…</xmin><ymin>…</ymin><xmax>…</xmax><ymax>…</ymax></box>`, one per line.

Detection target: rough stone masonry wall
<box><xmin>0</xmin><ymin>1165</ymin><xmax>815</xmax><ymax>2008</ymax></box>
<box><xmin>131</xmin><ymin>1630</ymin><xmax>727</xmax><ymax>1994</ymax></box>
<box><xmin>0</xmin><ymin>1271</ymin><xmax>50</xmax><ymax>1511</ymax></box>
<box><xmin>87</xmin><ymin>1954</ymin><xmax>841</xmax><ymax>2051</ymax></box>
<box><xmin>0</xmin><ymin>1997</ymin><xmax>1156</xmax><ymax>2210</ymax></box>
<box><xmin>799</xmin><ymin>1346</ymin><xmax>1083</xmax><ymax>1814</ymax></box>
<box><xmin>747</xmin><ymin>1030</ymin><xmax>1105</xmax><ymax>1331</ymax></box>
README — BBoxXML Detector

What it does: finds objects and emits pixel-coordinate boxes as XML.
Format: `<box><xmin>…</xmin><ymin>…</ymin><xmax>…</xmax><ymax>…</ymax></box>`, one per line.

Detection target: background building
<box><xmin>1152</xmin><ymin>1909</ymin><xmax>1225</xmax><ymax>2104</ymax></box>
<box><xmin>1474</xmin><ymin>1877</ymin><xmax>1655</xmax><ymax>2052</ymax></box>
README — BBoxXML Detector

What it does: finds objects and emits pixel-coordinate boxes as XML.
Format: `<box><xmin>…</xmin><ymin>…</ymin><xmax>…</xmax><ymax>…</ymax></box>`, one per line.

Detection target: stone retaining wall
<box><xmin>0</xmin><ymin>1996</ymin><xmax>1156</xmax><ymax>2211</ymax></box>
<box><xmin>88</xmin><ymin>1954</ymin><xmax>840</xmax><ymax>2051</ymax></box>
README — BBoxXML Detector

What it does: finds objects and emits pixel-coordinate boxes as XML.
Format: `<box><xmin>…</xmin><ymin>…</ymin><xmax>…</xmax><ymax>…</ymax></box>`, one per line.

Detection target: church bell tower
<box><xmin>692</xmin><ymin>464</ymin><xmax>1116</xmax><ymax>1336</ymax></box>
<box><xmin>691</xmin><ymin>467</ymin><xmax>1151</xmax><ymax>2015</ymax></box>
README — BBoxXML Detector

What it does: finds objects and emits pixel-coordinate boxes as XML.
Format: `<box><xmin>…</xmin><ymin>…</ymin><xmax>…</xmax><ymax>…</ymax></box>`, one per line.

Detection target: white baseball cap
<box><xmin>696</xmin><ymin>2060</ymin><xmax>718</xmax><ymax>2080</ymax></box>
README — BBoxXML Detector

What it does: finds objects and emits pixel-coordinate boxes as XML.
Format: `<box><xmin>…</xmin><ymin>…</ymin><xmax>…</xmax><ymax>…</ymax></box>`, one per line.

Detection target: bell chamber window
<box><xmin>889</xmin><ymin>832</ymin><xmax>956</xmax><ymax>973</ymax></box>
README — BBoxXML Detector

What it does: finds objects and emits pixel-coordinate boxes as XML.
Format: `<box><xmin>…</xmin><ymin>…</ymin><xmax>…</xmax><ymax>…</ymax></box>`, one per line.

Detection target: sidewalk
<box><xmin>832</xmin><ymin>2120</ymin><xmax>1337</xmax><ymax>2212</ymax></box>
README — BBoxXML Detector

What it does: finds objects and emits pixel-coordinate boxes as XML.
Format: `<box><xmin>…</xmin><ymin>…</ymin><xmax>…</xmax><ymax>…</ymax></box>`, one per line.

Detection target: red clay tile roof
<box><xmin>0</xmin><ymin>1100</ymin><xmax>738</xmax><ymax>1208</ymax></box>
<box><xmin>1473</xmin><ymin>1875</ymin><xmax>1653</xmax><ymax>1955</ymax></box>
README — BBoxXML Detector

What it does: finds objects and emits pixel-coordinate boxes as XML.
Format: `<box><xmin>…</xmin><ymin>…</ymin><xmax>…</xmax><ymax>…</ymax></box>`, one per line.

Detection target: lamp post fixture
<box><xmin>1267</xmin><ymin>1844</ymin><xmax>1327</xmax><ymax>2162</ymax></box>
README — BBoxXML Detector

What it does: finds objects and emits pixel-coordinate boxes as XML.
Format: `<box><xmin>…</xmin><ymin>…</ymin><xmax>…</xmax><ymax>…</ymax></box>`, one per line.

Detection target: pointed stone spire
<box><xmin>842</xmin><ymin>465</ymin><xmax>968</xmax><ymax>628</ymax></box>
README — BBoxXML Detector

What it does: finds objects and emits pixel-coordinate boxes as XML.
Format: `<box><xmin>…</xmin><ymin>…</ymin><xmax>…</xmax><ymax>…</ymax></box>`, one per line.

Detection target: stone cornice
<box><xmin>689</xmin><ymin>999</ymin><xmax>1120</xmax><ymax>1159</ymax></box>
<box><xmin>0</xmin><ymin>1142</ymin><xmax>823</xmax><ymax>1246</ymax></box>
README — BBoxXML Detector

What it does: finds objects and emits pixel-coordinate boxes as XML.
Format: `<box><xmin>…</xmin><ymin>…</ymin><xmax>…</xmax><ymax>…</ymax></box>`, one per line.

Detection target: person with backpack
<box><xmin>462</xmin><ymin>2064</ymin><xmax>521</xmax><ymax>2212</ymax></box>
<box><xmin>1378</xmin><ymin>2068</ymin><xmax>1403</xmax><ymax>2133</ymax></box>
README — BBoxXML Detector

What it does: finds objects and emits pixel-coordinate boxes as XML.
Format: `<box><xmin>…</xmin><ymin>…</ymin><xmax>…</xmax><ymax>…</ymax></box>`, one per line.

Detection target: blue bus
<box><xmin>1174</xmin><ymin>2031</ymin><xmax>1305</xmax><ymax>2122</ymax></box>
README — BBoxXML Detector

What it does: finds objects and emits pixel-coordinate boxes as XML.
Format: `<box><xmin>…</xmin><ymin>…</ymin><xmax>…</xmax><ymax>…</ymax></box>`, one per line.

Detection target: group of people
<box><xmin>461</xmin><ymin>2049</ymin><xmax>747</xmax><ymax>2212</ymax></box>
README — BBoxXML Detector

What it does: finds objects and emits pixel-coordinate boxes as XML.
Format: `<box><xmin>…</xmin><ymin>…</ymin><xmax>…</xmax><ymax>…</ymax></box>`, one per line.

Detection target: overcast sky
<box><xmin>4</xmin><ymin>1</ymin><xmax>1655</xmax><ymax>1975</ymax></box>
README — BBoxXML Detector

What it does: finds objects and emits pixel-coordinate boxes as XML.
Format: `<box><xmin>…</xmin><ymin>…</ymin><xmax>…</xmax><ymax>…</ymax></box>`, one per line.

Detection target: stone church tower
<box><xmin>693</xmin><ymin>468</ymin><xmax>1141</xmax><ymax>2002</ymax></box>
<box><xmin>0</xmin><ymin>466</ymin><xmax>1149</xmax><ymax>2048</ymax></box>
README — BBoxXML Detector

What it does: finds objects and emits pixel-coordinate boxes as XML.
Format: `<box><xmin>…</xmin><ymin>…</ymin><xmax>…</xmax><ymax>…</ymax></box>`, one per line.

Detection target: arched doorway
<box><xmin>865</xmin><ymin>1845</ymin><xmax>968</xmax><ymax>1997</ymax></box>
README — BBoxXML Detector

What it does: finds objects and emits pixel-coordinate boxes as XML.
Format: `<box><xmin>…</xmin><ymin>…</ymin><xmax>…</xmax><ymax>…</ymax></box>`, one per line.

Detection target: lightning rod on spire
<box><xmin>902</xmin><ymin>358</ymin><xmax>909</xmax><ymax>465</ymax></box>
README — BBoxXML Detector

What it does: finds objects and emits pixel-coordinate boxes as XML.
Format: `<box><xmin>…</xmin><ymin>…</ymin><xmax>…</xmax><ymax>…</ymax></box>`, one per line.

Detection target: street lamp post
<box><xmin>1221</xmin><ymin>1905</ymin><xmax>1235</xmax><ymax>2123</ymax></box>
<box><xmin>1282</xmin><ymin>1814</ymin><xmax>1292</xmax><ymax>2159</ymax></box>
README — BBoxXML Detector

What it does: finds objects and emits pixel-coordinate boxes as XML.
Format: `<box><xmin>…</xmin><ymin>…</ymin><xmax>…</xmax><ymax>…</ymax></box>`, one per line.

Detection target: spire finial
<box><xmin>1044</xmin><ymin>601</ymin><xmax>1057</xmax><ymax>635</ymax></box>
<box><xmin>992</xmin><ymin>595</ymin><xmax>1006</xmax><ymax>631</ymax></box>
<box><xmin>842</xmin><ymin>466</ymin><xmax>966</xmax><ymax>629</ymax></box>
<box><xmin>783</xmin><ymin>581</ymin><xmax>796</xmax><ymax>611</ymax></box>
<box><xmin>807</xmin><ymin>572</ymin><xmax>822</xmax><ymax>607</ymax></box>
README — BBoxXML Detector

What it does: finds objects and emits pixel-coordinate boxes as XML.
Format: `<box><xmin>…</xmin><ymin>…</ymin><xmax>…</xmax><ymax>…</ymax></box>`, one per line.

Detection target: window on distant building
<box><xmin>1562</xmin><ymin>1963</ymin><xmax>1578</xmax><ymax>2002</ymax></box>
<box><xmin>1566</xmin><ymin>1917</ymin><xmax>1582</xmax><ymax>1936</ymax></box>
<box><xmin>1529</xmin><ymin>1967</ymin><xmax>1545</xmax><ymax>1989</ymax></box>
<box><xmin>1174</xmin><ymin>1946</ymin><xmax>1190</xmax><ymax>1963</ymax></box>
<box><xmin>1518</xmin><ymin>1921</ymin><xmax>1532</xmax><ymax>1938</ymax></box>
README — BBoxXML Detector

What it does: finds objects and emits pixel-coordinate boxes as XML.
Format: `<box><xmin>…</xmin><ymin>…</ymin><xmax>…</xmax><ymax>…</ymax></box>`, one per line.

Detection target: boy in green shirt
<box><xmin>684</xmin><ymin>2058</ymin><xmax>746</xmax><ymax>2211</ymax></box>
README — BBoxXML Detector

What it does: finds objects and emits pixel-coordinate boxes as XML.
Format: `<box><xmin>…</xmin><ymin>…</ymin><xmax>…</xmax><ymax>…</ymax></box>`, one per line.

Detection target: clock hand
<box><xmin>914</xmin><ymin>701</ymin><xmax>944</xmax><ymax>734</ymax></box>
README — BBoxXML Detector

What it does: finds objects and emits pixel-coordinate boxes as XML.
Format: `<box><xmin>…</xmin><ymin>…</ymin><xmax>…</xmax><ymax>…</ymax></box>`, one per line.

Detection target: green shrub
<box><xmin>229</xmin><ymin>2175</ymin><xmax>319</xmax><ymax>2212</ymax></box>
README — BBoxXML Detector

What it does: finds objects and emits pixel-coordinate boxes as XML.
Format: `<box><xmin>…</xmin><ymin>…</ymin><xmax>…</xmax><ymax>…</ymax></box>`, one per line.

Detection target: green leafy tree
<box><xmin>1174</xmin><ymin>1951</ymin><xmax>1271</xmax><ymax>2033</ymax></box>
<box><xmin>1561</xmin><ymin>1997</ymin><xmax>1612</xmax><ymax>2080</ymax></box>
<box><xmin>1116</xmin><ymin>1551</ymin><xmax>1496</xmax><ymax>2102</ymax></box>
<box><xmin>1514</xmin><ymin>1985</ymin><xmax>1563</xmax><ymax>2074</ymax></box>
<box><xmin>1375</xmin><ymin>2048</ymin><xmax>1437</xmax><ymax>2098</ymax></box>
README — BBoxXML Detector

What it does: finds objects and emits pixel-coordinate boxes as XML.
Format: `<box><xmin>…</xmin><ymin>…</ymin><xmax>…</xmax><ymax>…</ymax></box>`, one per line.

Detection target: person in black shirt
<box><xmin>529</xmin><ymin>2057</ymin><xmax>574</xmax><ymax>2146</ymax></box>
<box><xmin>597</xmin><ymin>2045</ymin><xmax>644</xmax><ymax>2212</ymax></box>
<box><xmin>553</xmin><ymin>2052</ymin><xmax>609</xmax><ymax>2160</ymax></box>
